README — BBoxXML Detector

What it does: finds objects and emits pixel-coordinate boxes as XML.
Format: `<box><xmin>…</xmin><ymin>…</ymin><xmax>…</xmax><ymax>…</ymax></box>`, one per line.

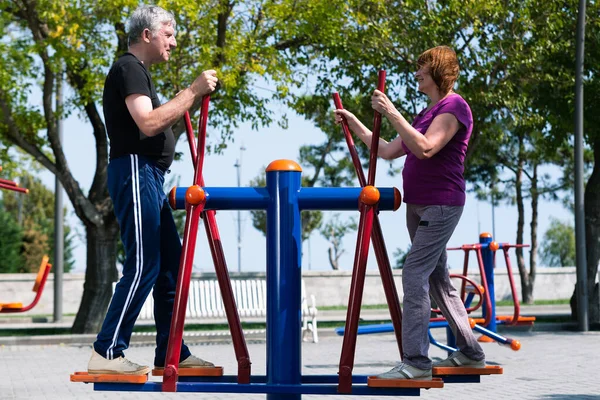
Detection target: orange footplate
<box><xmin>152</xmin><ymin>366</ymin><xmax>224</xmax><ymax>377</ymax></box>
<box><xmin>433</xmin><ymin>365</ymin><xmax>503</xmax><ymax>376</ymax></box>
<box><xmin>367</xmin><ymin>377</ymin><xmax>444</xmax><ymax>389</ymax></box>
<box><xmin>70</xmin><ymin>372</ymin><xmax>148</xmax><ymax>384</ymax></box>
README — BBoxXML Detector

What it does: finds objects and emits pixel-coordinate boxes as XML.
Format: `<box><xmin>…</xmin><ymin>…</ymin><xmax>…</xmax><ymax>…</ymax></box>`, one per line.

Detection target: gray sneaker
<box><xmin>376</xmin><ymin>362</ymin><xmax>432</xmax><ymax>380</ymax></box>
<box><xmin>433</xmin><ymin>351</ymin><xmax>486</xmax><ymax>368</ymax></box>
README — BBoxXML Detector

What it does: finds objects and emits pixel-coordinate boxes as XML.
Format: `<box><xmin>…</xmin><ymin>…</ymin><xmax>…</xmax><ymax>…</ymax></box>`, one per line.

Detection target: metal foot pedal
<box><xmin>433</xmin><ymin>365</ymin><xmax>503</xmax><ymax>376</ymax></box>
<box><xmin>70</xmin><ymin>372</ymin><xmax>148</xmax><ymax>384</ymax></box>
<box><xmin>367</xmin><ymin>377</ymin><xmax>444</xmax><ymax>388</ymax></box>
<box><xmin>152</xmin><ymin>366</ymin><xmax>224</xmax><ymax>377</ymax></box>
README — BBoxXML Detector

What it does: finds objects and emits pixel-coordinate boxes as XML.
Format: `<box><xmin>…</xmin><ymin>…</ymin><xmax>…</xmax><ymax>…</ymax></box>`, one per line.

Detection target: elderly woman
<box><xmin>334</xmin><ymin>46</ymin><xmax>486</xmax><ymax>380</ymax></box>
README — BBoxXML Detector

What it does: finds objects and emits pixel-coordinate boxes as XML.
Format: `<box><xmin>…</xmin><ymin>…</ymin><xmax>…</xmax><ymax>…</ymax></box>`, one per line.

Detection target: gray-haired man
<box><xmin>88</xmin><ymin>5</ymin><xmax>218</xmax><ymax>375</ymax></box>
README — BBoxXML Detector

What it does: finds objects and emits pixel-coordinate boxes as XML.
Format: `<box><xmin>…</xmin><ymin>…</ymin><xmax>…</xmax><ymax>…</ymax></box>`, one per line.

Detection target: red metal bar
<box><xmin>183</xmin><ymin>111</ymin><xmax>198</xmax><ymax>165</ymax></box>
<box><xmin>332</xmin><ymin>93</ymin><xmax>366</xmax><ymax>188</ymax></box>
<box><xmin>333</xmin><ymin>90</ymin><xmax>403</xmax><ymax>358</ymax></box>
<box><xmin>163</xmin><ymin>96</ymin><xmax>211</xmax><ymax>392</ymax></box>
<box><xmin>0</xmin><ymin>182</ymin><xmax>28</xmax><ymax>193</ymax></box>
<box><xmin>338</xmin><ymin>203</ymin><xmax>376</xmax><ymax>393</ymax></box>
<box><xmin>475</xmin><ymin>248</ymin><xmax>493</xmax><ymax>327</ymax></box>
<box><xmin>163</xmin><ymin>201</ymin><xmax>204</xmax><ymax>392</ymax></box>
<box><xmin>0</xmin><ymin>263</ymin><xmax>52</xmax><ymax>314</ymax></box>
<box><xmin>367</xmin><ymin>70</ymin><xmax>386</xmax><ymax>186</ymax></box>
<box><xmin>0</xmin><ymin>178</ymin><xmax>18</xmax><ymax>186</ymax></box>
<box><xmin>202</xmin><ymin>211</ymin><xmax>251</xmax><ymax>382</ymax></box>
<box><xmin>193</xmin><ymin>96</ymin><xmax>210</xmax><ymax>186</ymax></box>
<box><xmin>180</xmin><ymin>102</ymin><xmax>252</xmax><ymax>383</ymax></box>
<box><xmin>501</xmin><ymin>246</ymin><xmax>521</xmax><ymax>325</ymax></box>
<box><xmin>431</xmin><ymin>274</ymin><xmax>484</xmax><ymax>314</ymax></box>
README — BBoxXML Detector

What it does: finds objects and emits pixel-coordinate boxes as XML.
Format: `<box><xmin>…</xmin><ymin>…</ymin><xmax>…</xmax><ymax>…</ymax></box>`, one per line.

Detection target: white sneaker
<box><xmin>433</xmin><ymin>351</ymin><xmax>486</xmax><ymax>368</ymax></box>
<box><xmin>154</xmin><ymin>354</ymin><xmax>216</xmax><ymax>370</ymax></box>
<box><xmin>179</xmin><ymin>354</ymin><xmax>215</xmax><ymax>368</ymax></box>
<box><xmin>376</xmin><ymin>362</ymin><xmax>432</xmax><ymax>380</ymax></box>
<box><xmin>88</xmin><ymin>350</ymin><xmax>150</xmax><ymax>375</ymax></box>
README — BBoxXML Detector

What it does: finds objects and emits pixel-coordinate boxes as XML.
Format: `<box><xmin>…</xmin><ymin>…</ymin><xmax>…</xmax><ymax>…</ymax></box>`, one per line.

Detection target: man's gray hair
<box><xmin>128</xmin><ymin>5</ymin><xmax>176</xmax><ymax>45</ymax></box>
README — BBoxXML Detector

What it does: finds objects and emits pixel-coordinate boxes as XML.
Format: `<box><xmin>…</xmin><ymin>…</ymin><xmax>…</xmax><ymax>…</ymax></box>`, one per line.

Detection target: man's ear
<box><xmin>143</xmin><ymin>28</ymin><xmax>152</xmax><ymax>43</ymax></box>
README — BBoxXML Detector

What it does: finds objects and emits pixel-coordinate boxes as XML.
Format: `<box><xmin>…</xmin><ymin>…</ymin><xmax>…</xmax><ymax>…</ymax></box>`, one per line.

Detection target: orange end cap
<box><xmin>511</xmin><ymin>340</ymin><xmax>521</xmax><ymax>351</ymax></box>
<box><xmin>480</xmin><ymin>232</ymin><xmax>492</xmax><ymax>239</ymax></box>
<box><xmin>185</xmin><ymin>185</ymin><xmax>205</xmax><ymax>206</ymax></box>
<box><xmin>489</xmin><ymin>241</ymin><xmax>499</xmax><ymax>251</ymax></box>
<box><xmin>360</xmin><ymin>186</ymin><xmax>380</xmax><ymax>206</ymax></box>
<box><xmin>169</xmin><ymin>187</ymin><xmax>177</xmax><ymax>209</ymax></box>
<box><xmin>266</xmin><ymin>159</ymin><xmax>302</xmax><ymax>172</ymax></box>
<box><xmin>478</xmin><ymin>285</ymin><xmax>485</xmax><ymax>295</ymax></box>
<box><xmin>393</xmin><ymin>187</ymin><xmax>402</xmax><ymax>211</ymax></box>
<box><xmin>468</xmin><ymin>318</ymin><xmax>476</xmax><ymax>329</ymax></box>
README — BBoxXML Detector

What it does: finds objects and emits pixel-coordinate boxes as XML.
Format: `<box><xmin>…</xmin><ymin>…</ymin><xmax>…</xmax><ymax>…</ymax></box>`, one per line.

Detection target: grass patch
<box><xmin>495</xmin><ymin>299</ymin><xmax>570</xmax><ymax>306</ymax></box>
<box><xmin>321</xmin><ymin>299</ymin><xmax>570</xmax><ymax>311</ymax></box>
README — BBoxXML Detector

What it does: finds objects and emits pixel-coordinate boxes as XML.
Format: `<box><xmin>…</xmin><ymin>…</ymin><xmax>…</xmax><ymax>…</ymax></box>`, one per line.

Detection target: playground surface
<box><xmin>1</xmin><ymin>326</ymin><xmax>599</xmax><ymax>400</ymax></box>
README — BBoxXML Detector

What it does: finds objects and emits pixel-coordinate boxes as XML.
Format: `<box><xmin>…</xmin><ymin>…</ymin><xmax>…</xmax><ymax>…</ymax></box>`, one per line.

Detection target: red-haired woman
<box><xmin>334</xmin><ymin>46</ymin><xmax>486</xmax><ymax>380</ymax></box>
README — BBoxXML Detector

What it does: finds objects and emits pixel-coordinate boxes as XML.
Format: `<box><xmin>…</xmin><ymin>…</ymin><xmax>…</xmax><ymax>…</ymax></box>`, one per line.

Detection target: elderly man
<box><xmin>88</xmin><ymin>5</ymin><xmax>218</xmax><ymax>375</ymax></box>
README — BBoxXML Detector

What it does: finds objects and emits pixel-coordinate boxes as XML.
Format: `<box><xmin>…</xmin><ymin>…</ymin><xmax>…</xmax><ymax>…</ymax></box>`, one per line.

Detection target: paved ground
<box><xmin>1</xmin><ymin>326</ymin><xmax>599</xmax><ymax>400</ymax></box>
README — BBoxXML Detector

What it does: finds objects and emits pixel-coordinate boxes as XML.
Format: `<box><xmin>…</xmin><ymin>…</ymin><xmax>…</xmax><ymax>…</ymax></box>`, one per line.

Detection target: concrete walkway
<box><xmin>1</xmin><ymin>327</ymin><xmax>599</xmax><ymax>399</ymax></box>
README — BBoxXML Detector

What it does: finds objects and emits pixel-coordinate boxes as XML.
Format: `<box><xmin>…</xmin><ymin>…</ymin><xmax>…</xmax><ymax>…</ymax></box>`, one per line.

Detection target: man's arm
<box><xmin>125</xmin><ymin>70</ymin><xmax>217</xmax><ymax>137</ymax></box>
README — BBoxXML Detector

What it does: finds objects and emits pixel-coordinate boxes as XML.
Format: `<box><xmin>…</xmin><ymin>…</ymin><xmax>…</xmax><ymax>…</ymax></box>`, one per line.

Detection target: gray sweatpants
<box><xmin>401</xmin><ymin>204</ymin><xmax>485</xmax><ymax>370</ymax></box>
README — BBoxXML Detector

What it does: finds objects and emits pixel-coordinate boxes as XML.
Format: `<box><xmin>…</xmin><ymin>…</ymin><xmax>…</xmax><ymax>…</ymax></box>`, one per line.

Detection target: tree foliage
<box><xmin>1</xmin><ymin>170</ymin><xmax>75</xmax><ymax>272</ymax></box>
<box><xmin>540</xmin><ymin>218</ymin><xmax>576</xmax><ymax>267</ymax></box>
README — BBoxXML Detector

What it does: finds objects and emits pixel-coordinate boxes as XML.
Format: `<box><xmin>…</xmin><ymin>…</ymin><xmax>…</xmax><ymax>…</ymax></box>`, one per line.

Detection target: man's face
<box><xmin>147</xmin><ymin>22</ymin><xmax>176</xmax><ymax>64</ymax></box>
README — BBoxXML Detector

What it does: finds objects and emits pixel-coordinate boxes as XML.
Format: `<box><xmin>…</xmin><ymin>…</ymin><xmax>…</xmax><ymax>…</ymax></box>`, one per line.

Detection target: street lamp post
<box><xmin>234</xmin><ymin>144</ymin><xmax>246</xmax><ymax>273</ymax></box>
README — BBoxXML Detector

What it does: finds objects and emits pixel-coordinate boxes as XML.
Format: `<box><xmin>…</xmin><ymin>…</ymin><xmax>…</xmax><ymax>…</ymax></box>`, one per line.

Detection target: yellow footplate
<box><xmin>152</xmin><ymin>366</ymin><xmax>224</xmax><ymax>377</ymax></box>
<box><xmin>70</xmin><ymin>372</ymin><xmax>148</xmax><ymax>383</ymax></box>
<box><xmin>433</xmin><ymin>365</ymin><xmax>503</xmax><ymax>376</ymax></box>
<box><xmin>367</xmin><ymin>377</ymin><xmax>444</xmax><ymax>389</ymax></box>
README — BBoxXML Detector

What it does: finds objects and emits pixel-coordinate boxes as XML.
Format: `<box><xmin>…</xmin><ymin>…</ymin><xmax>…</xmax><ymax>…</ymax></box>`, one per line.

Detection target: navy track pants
<box><xmin>93</xmin><ymin>155</ymin><xmax>191</xmax><ymax>367</ymax></box>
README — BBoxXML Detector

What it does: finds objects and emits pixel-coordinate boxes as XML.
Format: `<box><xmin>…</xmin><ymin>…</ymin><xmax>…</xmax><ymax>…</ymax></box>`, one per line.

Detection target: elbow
<box><xmin>379</xmin><ymin>149</ymin><xmax>395</xmax><ymax>160</ymax></box>
<box><xmin>138</xmin><ymin>123</ymin><xmax>161</xmax><ymax>137</ymax></box>
<box><xmin>416</xmin><ymin>147</ymin><xmax>435</xmax><ymax>160</ymax></box>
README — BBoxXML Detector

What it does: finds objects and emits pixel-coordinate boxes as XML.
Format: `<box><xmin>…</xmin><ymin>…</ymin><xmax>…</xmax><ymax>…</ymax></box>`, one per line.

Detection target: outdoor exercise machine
<box><xmin>73</xmin><ymin>88</ymin><xmax>420</xmax><ymax>397</ymax></box>
<box><xmin>72</xmin><ymin>73</ymin><xmax>501</xmax><ymax>396</ymax></box>
<box><xmin>448</xmin><ymin>233</ymin><xmax>535</xmax><ymax>339</ymax></box>
<box><xmin>0</xmin><ymin>255</ymin><xmax>52</xmax><ymax>313</ymax></box>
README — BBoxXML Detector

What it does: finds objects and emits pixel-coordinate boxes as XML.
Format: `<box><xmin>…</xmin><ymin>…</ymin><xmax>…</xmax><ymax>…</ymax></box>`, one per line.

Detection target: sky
<box><xmin>29</xmin><ymin>97</ymin><xmax>574</xmax><ymax>275</ymax></box>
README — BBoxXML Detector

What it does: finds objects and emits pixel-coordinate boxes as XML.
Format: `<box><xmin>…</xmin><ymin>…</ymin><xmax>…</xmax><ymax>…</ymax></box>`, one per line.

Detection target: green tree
<box><xmin>319</xmin><ymin>214</ymin><xmax>356</xmax><ymax>270</ymax></box>
<box><xmin>2</xmin><ymin>170</ymin><xmax>75</xmax><ymax>272</ymax></box>
<box><xmin>0</xmin><ymin>200</ymin><xmax>24</xmax><ymax>273</ymax></box>
<box><xmin>393</xmin><ymin>245</ymin><xmax>411</xmax><ymax>270</ymax></box>
<box><xmin>0</xmin><ymin>0</ymin><xmax>355</xmax><ymax>333</ymax></box>
<box><xmin>539</xmin><ymin>218</ymin><xmax>576</xmax><ymax>267</ymax></box>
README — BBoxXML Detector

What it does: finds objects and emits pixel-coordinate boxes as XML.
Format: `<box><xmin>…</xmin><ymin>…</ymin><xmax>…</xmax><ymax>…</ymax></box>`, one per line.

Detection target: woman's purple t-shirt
<box><xmin>401</xmin><ymin>93</ymin><xmax>473</xmax><ymax>206</ymax></box>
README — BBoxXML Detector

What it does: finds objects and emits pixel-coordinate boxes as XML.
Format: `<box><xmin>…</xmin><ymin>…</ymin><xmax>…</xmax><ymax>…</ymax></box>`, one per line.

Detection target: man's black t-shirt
<box><xmin>103</xmin><ymin>53</ymin><xmax>175</xmax><ymax>170</ymax></box>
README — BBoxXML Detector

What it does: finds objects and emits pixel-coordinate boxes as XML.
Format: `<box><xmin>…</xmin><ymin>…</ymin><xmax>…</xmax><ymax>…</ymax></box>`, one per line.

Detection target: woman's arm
<box><xmin>334</xmin><ymin>109</ymin><xmax>406</xmax><ymax>160</ymax></box>
<box><xmin>371</xmin><ymin>90</ymin><xmax>460</xmax><ymax>159</ymax></box>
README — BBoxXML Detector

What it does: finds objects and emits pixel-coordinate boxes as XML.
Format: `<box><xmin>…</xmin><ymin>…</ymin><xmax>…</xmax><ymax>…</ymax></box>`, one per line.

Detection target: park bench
<box><xmin>115</xmin><ymin>278</ymin><xmax>319</xmax><ymax>343</ymax></box>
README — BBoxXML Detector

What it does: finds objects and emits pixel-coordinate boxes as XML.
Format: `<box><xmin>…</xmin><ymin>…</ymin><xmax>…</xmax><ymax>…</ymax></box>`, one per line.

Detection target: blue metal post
<box><xmin>265</xmin><ymin>160</ymin><xmax>303</xmax><ymax>400</ymax></box>
<box><xmin>480</xmin><ymin>233</ymin><xmax>497</xmax><ymax>333</ymax></box>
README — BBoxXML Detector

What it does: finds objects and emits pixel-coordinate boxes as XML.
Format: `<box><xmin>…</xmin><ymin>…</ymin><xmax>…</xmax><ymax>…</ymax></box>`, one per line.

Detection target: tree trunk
<box><xmin>515</xmin><ymin>136</ymin><xmax>532</xmax><ymax>303</ymax></box>
<box><xmin>570</xmin><ymin>138</ymin><xmax>600</xmax><ymax>325</ymax></box>
<box><xmin>72</xmin><ymin>219</ymin><xmax>119</xmax><ymax>334</ymax></box>
<box><xmin>526</xmin><ymin>163</ymin><xmax>538</xmax><ymax>305</ymax></box>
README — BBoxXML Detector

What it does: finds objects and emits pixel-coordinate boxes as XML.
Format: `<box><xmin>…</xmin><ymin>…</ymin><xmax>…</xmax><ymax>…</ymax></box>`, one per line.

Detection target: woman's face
<box><xmin>415</xmin><ymin>64</ymin><xmax>437</xmax><ymax>94</ymax></box>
